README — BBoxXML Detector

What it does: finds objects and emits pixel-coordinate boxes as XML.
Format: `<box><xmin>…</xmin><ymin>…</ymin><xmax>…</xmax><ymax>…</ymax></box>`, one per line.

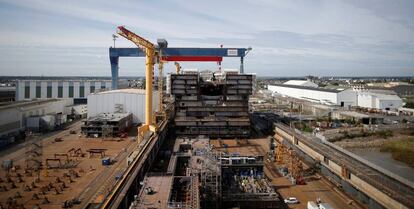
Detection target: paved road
<box><xmin>0</xmin><ymin>120</ymin><xmax>83</xmax><ymax>162</ymax></box>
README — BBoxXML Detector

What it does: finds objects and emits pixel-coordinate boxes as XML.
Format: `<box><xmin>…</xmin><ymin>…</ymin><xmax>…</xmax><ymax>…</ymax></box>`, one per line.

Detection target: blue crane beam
<box><xmin>109</xmin><ymin>47</ymin><xmax>249</xmax><ymax>89</ymax></box>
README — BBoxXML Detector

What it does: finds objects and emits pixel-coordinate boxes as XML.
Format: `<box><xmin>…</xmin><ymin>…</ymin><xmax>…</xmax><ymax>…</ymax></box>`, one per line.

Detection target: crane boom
<box><xmin>116</xmin><ymin>26</ymin><xmax>155</xmax><ymax>131</ymax></box>
<box><xmin>117</xmin><ymin>26</ymin><xmax>155</xmax><ymax>50</ymax></box>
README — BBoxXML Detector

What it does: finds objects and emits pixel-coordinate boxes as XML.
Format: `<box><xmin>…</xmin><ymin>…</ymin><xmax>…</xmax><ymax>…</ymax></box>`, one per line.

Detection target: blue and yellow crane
<box><xmin>113</xmin><ymin>26</ymin><xmax>252</xmax><ymax>136</ymax></box>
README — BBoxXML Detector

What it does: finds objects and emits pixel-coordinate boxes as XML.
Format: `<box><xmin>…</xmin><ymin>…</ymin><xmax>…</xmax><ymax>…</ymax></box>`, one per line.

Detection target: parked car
<box><xmin>284</xmin><ymin>197</ymin><xmax>299</xmax><ymax>204</ymax></box>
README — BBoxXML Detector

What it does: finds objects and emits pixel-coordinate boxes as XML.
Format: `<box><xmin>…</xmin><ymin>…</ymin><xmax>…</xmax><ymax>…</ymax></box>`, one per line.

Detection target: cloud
<box><xmin>0</xmin><ymin>0</ymin><xmax>413</xmax><ymax>76</ymax></box>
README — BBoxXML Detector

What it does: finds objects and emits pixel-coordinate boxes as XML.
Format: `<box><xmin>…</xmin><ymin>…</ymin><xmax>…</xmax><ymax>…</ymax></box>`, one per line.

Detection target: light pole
<box><xmin>112</xmin><ymin>34</ymin><xmax>118</xmax><ymax>48</ymax></box>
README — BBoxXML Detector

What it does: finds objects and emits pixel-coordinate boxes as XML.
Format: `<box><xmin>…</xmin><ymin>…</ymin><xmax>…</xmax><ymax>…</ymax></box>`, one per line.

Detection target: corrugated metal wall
<box><xmin>87</xmin><ymin>91</ymin><xmax>158</xmax><ymax>123</ymax></box>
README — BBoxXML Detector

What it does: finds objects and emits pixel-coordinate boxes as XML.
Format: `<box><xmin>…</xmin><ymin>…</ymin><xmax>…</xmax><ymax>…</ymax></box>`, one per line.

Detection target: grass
<box><xmin>380</xmin><ymin>137</ymin><xmax>414</xmax><ymax>167</ymax></box>
<box><xmin>329</xmin><ymin>129</ymin><xmax>393</xmax><ymax>142</ymax></box>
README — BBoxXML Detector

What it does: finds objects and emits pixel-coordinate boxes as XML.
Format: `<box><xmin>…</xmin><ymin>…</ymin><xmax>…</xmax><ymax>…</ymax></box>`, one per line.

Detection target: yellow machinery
<box><xmin>174</xmin><ymin>62</ymin><xmax>181</xmax><ymax>74</ymax></box>
<box><xmin>157</xmin><ymin>62</ymin><xmax>164</xmax><ymax>114</ymax></box>
<box><xmin>117</xmin><ymin>26</ymin><xmax>156</xmax><ymax>137</ymax></box>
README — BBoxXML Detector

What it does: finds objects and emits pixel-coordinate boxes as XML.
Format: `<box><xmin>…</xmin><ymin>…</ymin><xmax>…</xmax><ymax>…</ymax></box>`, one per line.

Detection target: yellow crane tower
<box><xmin>117</xmin><ymin>26</ymin><xmax>157</xmax><ymax>137</ymax></box>
<box><xmin>157</xmin><ymin>50</ymin><xmax>165</xmax><ymax>115</ymax></box>
<box><xmin>174</xmin><ymin>62</ymin><xmax>181</xmax><ymax>74</ymax></box>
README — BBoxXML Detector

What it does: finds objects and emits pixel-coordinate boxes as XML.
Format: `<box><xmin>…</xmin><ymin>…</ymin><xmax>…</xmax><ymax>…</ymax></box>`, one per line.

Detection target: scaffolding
<box><xmin>288</xmin><ymin>149</ymin><xmax>304</xmax><ymax>184</ymax></box>
<box><xmin>199</xmin><ymin>147</ymin><xmax>221</xmax><ymax>209</ymax></box>
<box><xmin>25</xmin><ymin>133</ymin><xmax>43</xmax><ymax>180</ymax></box>
<box><xmin>81</xmin><ymin>113</ymin><xmax>132</xmax><ymax>137</ymax></box>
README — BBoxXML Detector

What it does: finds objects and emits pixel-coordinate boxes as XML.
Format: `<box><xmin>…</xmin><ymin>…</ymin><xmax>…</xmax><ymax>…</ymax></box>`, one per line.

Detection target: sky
<box><xmin>0</xmin><ymin>0</ymin><xmax>413</xmax><ymax>77</ymax></box>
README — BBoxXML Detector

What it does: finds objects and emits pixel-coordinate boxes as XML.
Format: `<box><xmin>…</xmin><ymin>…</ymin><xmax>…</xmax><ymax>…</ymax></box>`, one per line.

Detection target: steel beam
<box><xmin>109</xmin><ymin>47</ymin><xmax>249</xmax><ymax>89</ymax></box>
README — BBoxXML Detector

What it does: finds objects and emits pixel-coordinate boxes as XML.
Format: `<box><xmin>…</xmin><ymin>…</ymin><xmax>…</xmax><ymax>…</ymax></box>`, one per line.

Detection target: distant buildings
<box><xmin>268</xmin><ymin>80</ymin><xmax>403</xmax><ymax>111</ymax></box>
<box><xmin>0</xmin><ymin>86</ymin><xmax>15</xmax><ymax>103</ymax></box>
<box><xmin>0</xmin><ymin>99</ymin><xmax>73</xmax><ymax>139</ymax></box>
<box><xmin>356</xmin><ymin>90</ymin><xmax>403</xmax><ymax>110</ymax></box>
<box><xmin>15</xmin><ymin>80</ymin><xmax>112</xmax><ymax>102</ymax></box>
<box><xmin>268</xmin><ymin>81</ymin><xmax>356</xmax><ymax>107</ymax></box>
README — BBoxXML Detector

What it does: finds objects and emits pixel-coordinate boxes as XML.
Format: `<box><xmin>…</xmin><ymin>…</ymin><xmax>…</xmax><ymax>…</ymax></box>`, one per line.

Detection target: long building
<box><xmin>15</xmin><ymin>80</ymin><xmax>112</xmax><ymax>101</ymax></box>
<box><xmin>268</xmin><ymin>83</ymin><xmax>357</xmax><ymax>107</ymax></box>
<box><xmin>0</xmin><ymin>98</ymin><xmax>73</xmax><ymax>138</ymax></box>
<box><xmin>268</xmin><ymin>80</ymin><xmax>403</xmax><ymax>110</ymax></box>
<box><xmin>357</xmin><ymin>90</ymin><xmax>403</xmax><ymax>111</ymax></box>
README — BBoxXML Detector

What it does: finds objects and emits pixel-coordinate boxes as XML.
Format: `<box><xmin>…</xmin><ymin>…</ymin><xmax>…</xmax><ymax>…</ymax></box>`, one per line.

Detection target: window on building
<box><xmin>36</xmin><ymin>86</ymin><xmax>41</xmax><ymax>98</ymax></box>
<box><xmin>58</xmin><ymin>86</ymin><xmax>63</xmax><ymax>98</ymax></box>
<box><xmin>46</xmin><ymin>82</ymin><xmax>52</xmax><ymax>98</ymax></box>
<box><xmin>25</xmin><ymin>86</ymin><xmax>30</xmax><ymax>98</ymax></box>
<box><xmin>90</xmin><ymin>86</ymin><xmax>95</xmax><ymax>93</ymax></box>
<box><xmin>101</xmin><ymin>83</ymin><xmax>106</xmax><ymax>89</ymax></box>
<box><xmin>68</xmin><ymin>85</ymin><xmax>74</xmax><ymax>98</ymax></box>
<box><xmin>79</xmin><ymin>86</ymin><xmax>85</xmax><ymax>98</ymax></box>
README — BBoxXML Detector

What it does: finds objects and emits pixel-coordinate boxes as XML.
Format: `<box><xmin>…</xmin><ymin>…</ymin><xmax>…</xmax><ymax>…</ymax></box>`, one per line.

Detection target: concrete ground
<box><xmin>210</xmin><ymin>138</ymin><xmax>366</xmax><ymax>209</ymax></box>
<box><xmin>0</xmin><ymin>121</ymin><xmax>138</xmax><ymax>209</ymax></box>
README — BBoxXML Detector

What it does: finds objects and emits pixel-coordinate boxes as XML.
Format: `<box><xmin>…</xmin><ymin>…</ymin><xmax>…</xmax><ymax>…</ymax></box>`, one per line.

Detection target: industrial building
<box><xmin>268</xmin><ymin>83</ymin><xmax>357</xmax><ymax>107</ymax></box>
<box><xmin>0</xmin><ymin>98</ymin><xmax>73</xmax><ymax>138</ymax></box>
<box><xmin>268</xmin><ymin>80</ymin><xmax>403</xmax><ymax>110</ymax></box>
<box><xmin>64</xmin><ymin>104</ymin><xmax>88</xmax><ymax>119</ymax></box>
<box><xmin>87</xmin><ymin>89</ymin><xmax>158</xmax><ymax>124</ymax></box>
<box><xmin>356</xmin><ymin>90</ymin><xmax>403</xmax><ymax>111</ymax></box>
<box><xmin>15</xmin><ymin>79</ymin><xmax>112</xmax><ymax>101</ymax></box>
<box><xmin>0</xmin><ymin>86</ymin><xmax>15</xmax><ymax>103</ymax></box>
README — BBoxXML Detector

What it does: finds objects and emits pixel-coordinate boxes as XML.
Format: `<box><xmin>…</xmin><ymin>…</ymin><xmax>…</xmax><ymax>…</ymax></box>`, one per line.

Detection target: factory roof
<box><xmin>373</xmin><ymin>93</ymin><xmax>402</xmax><ymax>101</ymax></box>
<box><xmin>268</xmin><ymin>84</ymin><xmax>343</xmax><ymax>93</ymax></box>
<box><xmin>0</xmin><ymin>99</ymin><xmax>60</xmax><ymax>110</ymax></box>
<box><xmin>358</xmin><ymin>91</ymin><xmax>402</xmax><ymax>101</ymax></box>
<box><xmin>284</xmin><ymin>80</ymin><xmax>318</xmax><ymax>87</ymax></box>
<box><xmin>94</xmin><ymin>88</ymin><xmax>147</xmax><ymax>95</ymax></box>
<box><xmin>0</xmin><ymin>86</ymin><xmax>15</xmax><ymax>91</ymax></box>
<box><xmin>17</xmin><ymin>79</ymin><xmax>111</xmax><ymax>82</ymax></box>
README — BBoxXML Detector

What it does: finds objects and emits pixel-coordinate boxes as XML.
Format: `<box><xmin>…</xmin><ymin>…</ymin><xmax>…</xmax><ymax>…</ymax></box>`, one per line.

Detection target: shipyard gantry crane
<box><xmin>113</xmin><ymin>26</ymin><xmax>252</xmax><ymax>139</ymax></box>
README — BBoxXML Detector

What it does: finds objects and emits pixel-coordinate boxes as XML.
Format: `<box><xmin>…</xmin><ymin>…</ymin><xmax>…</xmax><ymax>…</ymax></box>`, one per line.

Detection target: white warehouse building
<box><xmin>0</xmin><ymin>99</ymin><xmax>73</xmax><ymax>137</ymax></box>
<box><xmin>357</xmin><ymin>91</ymin><xmax>403</xmax><ymax>111</ymax></box>
<box><xmin>15</xmin><ymin>80</ymin><xmax>112</xmax><ymax>101</ymax></box>
<box><xmin>268</xmin><ymin>84</ymin><xmax>357</xmax><ymax>107</ymax></box>
<box><xmin>87</xmin><ymin>89</ymin><xmax>158</xmax><ymax>124</ymax></box>
<box><xmin>268</xmin><ymin>80</ymin><xmax>403</xmax><ymax>110</ymax></box>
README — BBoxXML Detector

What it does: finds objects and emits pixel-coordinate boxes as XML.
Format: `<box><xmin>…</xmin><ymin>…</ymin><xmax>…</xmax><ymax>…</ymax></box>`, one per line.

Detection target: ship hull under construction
<box><xmin>169</xmin><ymin>71</ymin><xmax>253</xmax><ymax>138</ymax></box>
